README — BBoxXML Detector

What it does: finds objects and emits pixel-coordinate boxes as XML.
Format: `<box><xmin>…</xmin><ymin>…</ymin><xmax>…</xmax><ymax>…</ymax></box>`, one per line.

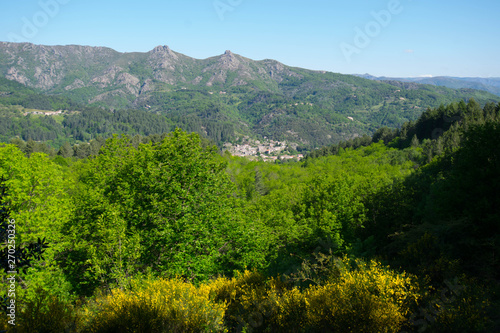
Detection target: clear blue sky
<box><xmin>1</xmin><ymin>0</ymin><xmax>499</xmax><ymax>77</ymax></box>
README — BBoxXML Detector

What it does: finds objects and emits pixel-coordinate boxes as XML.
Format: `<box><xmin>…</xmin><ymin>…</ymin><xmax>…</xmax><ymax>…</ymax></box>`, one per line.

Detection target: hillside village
<box><xmin>22</xmin><ymin>110</ymin><xmax>65</xmax><ymax>116</ymax></box>
<box><xmin>224</xmin><ymin>138</ymin><xmax>304</xmax><ymax>162</ymax></box>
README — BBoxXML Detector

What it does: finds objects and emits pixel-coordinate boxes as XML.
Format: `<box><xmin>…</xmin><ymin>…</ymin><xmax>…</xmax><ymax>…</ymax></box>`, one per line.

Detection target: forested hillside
<box><xmin>1</xmin><ymin>99</ymin><xmax>498</xmax><ymax>332</ymax></box>
<box><xmin>357</xmin><ymin>74</ymin><xmax>500</xmax><ymax>97</ymax></box>
<box><xmin>2</xmin><ymin>42</ymin><xmax>499</xmax><ymax>149</ymax></box>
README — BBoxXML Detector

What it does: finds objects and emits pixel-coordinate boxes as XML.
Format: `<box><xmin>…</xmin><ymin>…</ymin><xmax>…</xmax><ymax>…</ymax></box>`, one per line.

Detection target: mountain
<box><xmin>0</xmin><ymin>42</ymin><xmax>292</xmax><ymax>104</ymax></box>
<box><xmin>1</xmin><ymin>42</ymin><xmax>499</xmax><ymax>149</ymax></box>
<box><xmin>356</xmin><ymin>74</ymin><xmax>500</xmax><ymax>97</ymax></box>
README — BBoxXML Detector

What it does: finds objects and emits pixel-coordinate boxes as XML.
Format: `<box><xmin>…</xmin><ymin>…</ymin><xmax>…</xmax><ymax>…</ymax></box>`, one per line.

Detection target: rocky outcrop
<box><xmin>65</xmin><ymin>79</ymin><xmax>86</xmax><ymax>90</ymax></box>
<box><xmin>148</xmin><ymin>45</ymin><xmax>178</xmax><ymax>70</ymax></box>
<box><xmin>262</xmin><ymin>59</ymin><xmax>303</xmax><ymax>83</ymax></box>
<box><xmin>91</xmin><ymin>66</ymin><xmax>123</xmax><ymax>87</ymax></box>
<box><xmin>0</xmin><ymin>42</ymin><xmax>307</xmax><ymax>105</ymax></box>
<box><xmin>6</xmin><ymin>67</ymin><xmax>29</xmax><ymax>86</ymax></box>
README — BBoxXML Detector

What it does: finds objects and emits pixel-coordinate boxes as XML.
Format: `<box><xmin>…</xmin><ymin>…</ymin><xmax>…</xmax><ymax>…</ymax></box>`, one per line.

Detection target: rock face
<box><xmin>0</xmin><ymin>42</ymin><xmax>300</xmax><ymax>106</ymax></box>
<box><xmin>1</xmin><ymin>43</ymin><xmax>124</xmax><ymax>90</ymax></box>
<box><xmin>92</xmin><ymin>65</ymin><xmax>124</xmax><ymax>88</ymax></box>
<box><xmin>6</xmin><ymin>67</ymin><xmax>28</xmax><ymax>86</ymax></box>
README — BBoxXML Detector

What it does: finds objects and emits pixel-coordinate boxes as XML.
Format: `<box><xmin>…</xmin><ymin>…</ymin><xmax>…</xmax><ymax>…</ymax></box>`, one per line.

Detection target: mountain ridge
<box><xmin>355</xmin><ymin>74</ymin><xmax>500</xmax><ymax>96</ymax></box>
<box><xmin>1</xmin><ymin>42</ymin><xmax>499</xmax><ymax>149</ymax></box>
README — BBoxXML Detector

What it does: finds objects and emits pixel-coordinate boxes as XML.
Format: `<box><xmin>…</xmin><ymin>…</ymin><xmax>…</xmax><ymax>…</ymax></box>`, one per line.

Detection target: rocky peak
<box><xmin>149</xmin><ymin>45</ymin><xmax>179</xmax><ymax>72</ymax></box>
<box><xmin>219</xmin><ymin>50</ymin><xmax>240</xmax><ymax>70</ymax></box>
<box><xmin>0</xmin><ymin>42</ymin><xmax>300</xmax><ymax>99</ymax></box>
<box><xmin>151</xmin><ymin>45</ymin><xmax>177</xmax><ymax>58</ymax></box>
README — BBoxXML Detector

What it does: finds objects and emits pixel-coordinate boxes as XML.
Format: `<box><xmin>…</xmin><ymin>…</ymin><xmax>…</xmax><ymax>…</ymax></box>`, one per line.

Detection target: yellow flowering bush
<box><xmin>208</xmin><ymin>270</ymin><xmax>282</xmax><ymax>332</ymax></box>
<box><xmin>82</xmin><ymin>277</ymin><xmax>227</xmax><ymax>332</ymax></box>
<box><xmin>207</xmin><ymin>258</ymin><xmax>420</xmax><ymax>333</ymax></box>
<box><xmin>0</xmin><ymin>261</ymin><xmax>421</xmax><ymax>332</ymax></box>
<box><xmin>268</xmin><ymin>287</ymin><xmax>309</xmax><ymax>332</ymax></box>
<box><xmin>304</xmin><ymin>257</ymin><xmax>420</xmax><ymax>332</ymax></box>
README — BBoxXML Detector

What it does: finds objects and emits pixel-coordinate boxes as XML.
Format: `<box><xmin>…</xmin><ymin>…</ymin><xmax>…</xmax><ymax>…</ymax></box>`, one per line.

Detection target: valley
<box><xmin>1</xmin><ymin>42</ymin><xmax>499</xmax><ymax>151</ymax></box>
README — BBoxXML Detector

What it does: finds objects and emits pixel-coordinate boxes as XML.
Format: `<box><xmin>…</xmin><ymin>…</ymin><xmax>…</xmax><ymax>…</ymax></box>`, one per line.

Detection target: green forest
<box><xmin>2</xmin><ymin>70</ymin><xmax>500</xmax><ymax>152</ymax></box>
<box><xmin>0</xmin><ymin>99</ymin><xmax>499</xmax><ymax>332</ymax></box>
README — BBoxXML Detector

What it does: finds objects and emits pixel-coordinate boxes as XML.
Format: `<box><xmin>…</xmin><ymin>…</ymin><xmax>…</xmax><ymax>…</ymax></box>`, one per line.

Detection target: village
<box><xmin>223</xmin><ymin>138</ymin><xmax>304</xmax><ymax>162</ymax></box>
<box><xmin>22</xmin><ymin>110</ymin><xmax>65</xmax><ymax>116</ymax></box>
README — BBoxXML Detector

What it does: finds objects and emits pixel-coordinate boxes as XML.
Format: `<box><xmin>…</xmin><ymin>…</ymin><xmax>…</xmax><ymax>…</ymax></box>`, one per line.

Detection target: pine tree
<box><xmin>411</xmin><ymin>135</ymin><xmax>419</xmax><ymax>148</ymax></box>
<box><xmin>58</xmin><ymin>141</ymin><xmax>73</xmax><ymax>158</ymax></box>
<box><xmin>25</xmin><ymin>139</ymin><xmax>36</xmax><ymax>157</ymax></box>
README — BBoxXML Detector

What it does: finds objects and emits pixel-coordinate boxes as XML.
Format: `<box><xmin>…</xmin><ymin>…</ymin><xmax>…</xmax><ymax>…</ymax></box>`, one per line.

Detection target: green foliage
<box><xmin>410</xmin><ymin>277</ymin><xmax>492</xmax><ymax>332</ymax></box>
<box><xmin>209</xmin><ymin>257</ymin><xmax>420</xmax><ymax>333</ymax></box>
<box><xmin>0</xmin><ymin>144</ymin><xmax>72</xmax><ymax>259</ymax></box>
<box><xmin>419</xmin><ymin>121</ymin><xmax>500</xmax><ymax>278</ymax></box>
<box><xmin>0</xmin><ymin>145</ymin><xmax>76</xmax><ymax>331</ymax></box>
<box><xmin>293</xmin><ymin>174</ymin><xmax>366</xmax><ymax>250</ymax></box>
<box><xmin>0</xmin><ymin>285</ymin><xmax>78</xmax><ymax>333</ymax></box>
<box><xmin>62</xmin><ymin>129</ymin><xmax>264</xmax><ymax>295</ymax></box>
<box><xmin>0</xmin><ymin>91</ymin><xmax>499</xmax><ymax>331</ymax></box>
<box><xmin>225</xmin><ymin>142</ymin><xmax>415</xmax><ymax>280</ymax></box>
<box><xmin>0</xmin><ymin>176</ymin><xmax>49</xmax><ymax>274</ymax></box>
<box><xmin>307</xmin><ymin>99</ymin><xmax>500</xmax><ymax>161</ymax></box>
<box><xmin>304</xmin><ymin>257</ymin><xmax>419</xmax><ymax>333</ymax></box>
<box><xmin>2</xmin><ymin>51</ymin><xmax>499</xmax><ymax>150</ymax></box>
<box><xmin>61</xmin><ymin>107</ymin><xmax>173</xmax><ymax>139</ymax></box>
<box><xmin>0</xmin><ymin>77</ymin><xmax>78</xmax><ymax>111</ymax></box>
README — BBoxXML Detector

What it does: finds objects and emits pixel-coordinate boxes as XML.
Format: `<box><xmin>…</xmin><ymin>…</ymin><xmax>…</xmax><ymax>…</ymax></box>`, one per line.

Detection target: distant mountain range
<box><xmin>1</xmin><ymin>42</ymin><xmax>499</xmax><ymax>149</ymax></box>
<box><xmin>355</xmin><ymin>74</ymin><xmax>500</xmax><ymax>97</ymax></box>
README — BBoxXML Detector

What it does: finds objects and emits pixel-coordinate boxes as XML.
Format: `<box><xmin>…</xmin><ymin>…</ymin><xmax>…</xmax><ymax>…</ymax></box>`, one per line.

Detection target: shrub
<box><xmin>76</xmin><ymin>258</ymin><xmax>421</xmax><ymax>332</ymax></box>
<box><xmin>0</xmin><ymin>285</ymin><xmax>79</xmax><ymax>333</ymax></box>
<box><xmin>82</xmin><ymin>277</ymin><xmax>227</xmax><ymax>333</ymax></box>
<box><xmin>410</xmin><ymin>276</ymin><xmax>493</xmax><ymax>332</ymax></box>
<box><xmin>208</xmin><ymin>270</ymin><xmax>283</xmax><ymax>332</ymax></box>
<box><xmin>300</xmin><ymin>257</ymin><xmax>419</xmax><ymax>332</ymax></box>
<box><xmin>209</xmin><ymin>259</ymin><xmax>420</xmax><ymax>333</ymax></box>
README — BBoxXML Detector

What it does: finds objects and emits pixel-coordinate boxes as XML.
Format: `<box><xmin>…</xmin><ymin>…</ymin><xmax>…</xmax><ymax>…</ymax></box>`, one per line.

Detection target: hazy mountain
<box><xmin>356</xmin><ymin>74</ymin><xmax>500</xmax><ymax>96</ymax></box>
<box><xmin>1</xmin><ymin>42</ymin><xmax>499</xmax><ymax>149</ymax></box>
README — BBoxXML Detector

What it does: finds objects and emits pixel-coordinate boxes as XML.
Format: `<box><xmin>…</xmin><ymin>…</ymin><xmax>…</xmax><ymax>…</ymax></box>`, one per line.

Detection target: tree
<box><xmin>293</xmin><ymin>174</ymin><xmax>366</xmax><ymax>252</ymax></box>
<box><xmin>411</xmin><ymin>134</ymin><xmax>419</xmax><ymax>148</ymax></box>
<box><xmin>9</xmin><ymin>137</ymin><xmax>26</xmax><ymax>152</ymax></box>
<box><xmin>89</xmin><ymin>139</ymin><xmax>102</xmax><ymax>156</ymax></box>
<box><xmin>25</xmin><ymin>139</ymin><xmax>36</xmax><ymax>157</ymax></box>
<box><xmin>0</xmin><ymin>145</ymin><xmax>71</xmax><ymax>256</ymax></box>
<box><xmin>73</xmin><ymin>143</ymin><xmax>90</xmax><ymax>159</ymax></box>
<box><xmin>58</xmin><ymin>141</ymin><xmax>73</xmax><ymax>158</ymax></box>
<box><xmin>0</xmin><ymin>176</ymin><xmax>49</xmax><ymax>275</ymax></box>
<box><xmin>465</xmin><ymin>98</ymin><xmax>484</xmax><ymax>123</ymax></box>
<box><xmin>254</xmin><ymin>168</ymin><xmax>268</xmax><ymax>196</ymax></box>
<box><xmin>63</xmin><ymin>130</ymin><xmax>252</xmax><ymax>294</ymax></box>
<box><xmin>0</xmin><ymin>144</ymin><xmax>73</xmax><ymax>307</ymax></box>
<box><xmin>372</xmin><ymin>127</ymin><xmax>396</xmax><ymax>144</ymax></box>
